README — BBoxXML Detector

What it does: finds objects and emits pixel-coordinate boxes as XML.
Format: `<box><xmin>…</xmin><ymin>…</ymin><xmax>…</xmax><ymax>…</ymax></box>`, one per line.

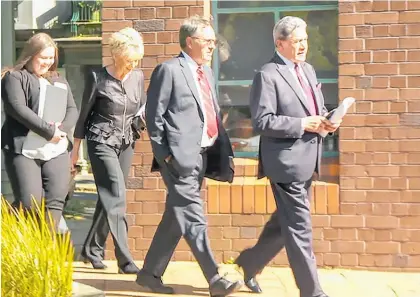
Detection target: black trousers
<box><xmin>81</xmin><ymin>141</ymin><xmax>134</xmax><ymax>267</ymax></box>
<box><xmin>3</xmin><ymin>150</ymin><xmax>70</xmax><ymax>229</ymax></box>
<box><xmin>143</xmin><ymin>152</ymin><xmax>220</xmax><ymax>284</ymax></box>
<box><xmin>237</xmin><ymin>179</ymin><xmax>324</xmax><ymax>297</ymax></box>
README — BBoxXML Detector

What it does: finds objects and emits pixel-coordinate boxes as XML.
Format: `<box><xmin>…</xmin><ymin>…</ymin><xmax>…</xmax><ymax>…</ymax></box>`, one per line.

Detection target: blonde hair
<box><xmin>108</xmin><ymin>27</ymin><xmax>144</xmax><ymax>60</ymax></box>
<box><xmin>1</xmin><ymin>33</ymin><xmax>58</xmax><ymax>78</ymax></box>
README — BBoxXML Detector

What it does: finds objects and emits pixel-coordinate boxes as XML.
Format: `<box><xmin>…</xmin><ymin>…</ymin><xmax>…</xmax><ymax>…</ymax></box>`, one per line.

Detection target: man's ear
<box><xmin>186</xmin><ymin>36</ymin><xmax>193</xmax><ymax>49</ymax></box>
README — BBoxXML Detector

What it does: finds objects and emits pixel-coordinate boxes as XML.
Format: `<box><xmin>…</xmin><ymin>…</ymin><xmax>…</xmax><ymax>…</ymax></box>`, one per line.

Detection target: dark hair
<box><xmin>1</xmin><ymin>32</ymin><xmax>59</xmax><ymax>79</ymax></box>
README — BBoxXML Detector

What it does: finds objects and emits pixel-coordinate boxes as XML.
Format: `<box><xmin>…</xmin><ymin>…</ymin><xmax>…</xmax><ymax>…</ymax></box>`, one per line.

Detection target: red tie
<box><xmin>294</xmin><ymin>63</ymin><xmax>318</xmax><ymax>115</ymax></box>
<box><xmin>197</xmin><ymin>66</ymin><xmax>218</xmax><ymax>138</ymax></box>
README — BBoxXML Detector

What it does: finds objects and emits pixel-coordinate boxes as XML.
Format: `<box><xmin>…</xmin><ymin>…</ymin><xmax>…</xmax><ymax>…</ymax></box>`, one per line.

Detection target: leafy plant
<box><xmin>1</xmin><ymin>198</ymin><xmax>74</xmax><ymax>297</ymax></box>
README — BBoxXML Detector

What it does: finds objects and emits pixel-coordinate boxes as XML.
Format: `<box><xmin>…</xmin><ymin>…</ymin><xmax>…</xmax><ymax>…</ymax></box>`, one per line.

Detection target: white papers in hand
<box><xmin>319</xmin><ymin>97</ymin><xmax>355</xmax><ymax>137</ymax></box>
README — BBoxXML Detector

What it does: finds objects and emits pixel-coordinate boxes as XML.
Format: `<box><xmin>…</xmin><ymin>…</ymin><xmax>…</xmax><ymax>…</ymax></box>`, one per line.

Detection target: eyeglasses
<box><xmin>191</xmin><ymin>37</ymin><xmax>218</xmax><ymax>46</ymax></box>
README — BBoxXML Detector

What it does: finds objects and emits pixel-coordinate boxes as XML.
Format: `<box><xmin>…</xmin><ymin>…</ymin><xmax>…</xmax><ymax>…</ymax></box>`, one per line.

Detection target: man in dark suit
<box><xmin>136</xmin><ymin>15</ymin><xmax>242</xmax><ymax>297</ymax></box>
<box><xmin>235</xmin><ymin>16</ymin><xmax>340</xmax><ymax>297</ymax></box>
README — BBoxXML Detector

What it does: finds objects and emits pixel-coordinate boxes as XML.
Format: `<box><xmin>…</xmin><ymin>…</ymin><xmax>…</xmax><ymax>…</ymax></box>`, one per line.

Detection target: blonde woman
<box><xmin>1</xmin><ymin>33</ymin><xmax>78</xmax><ymax>230</ymax></box>
<box><xmin>72</xmin><ymin>27</ymin><xmax>145</xmax><ymax>274</ymax></box>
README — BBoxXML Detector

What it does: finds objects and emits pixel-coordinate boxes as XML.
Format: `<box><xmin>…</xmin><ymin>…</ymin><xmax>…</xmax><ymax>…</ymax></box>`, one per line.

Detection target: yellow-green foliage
<box><xmin>1</xmin><ymin>199</ymin><xmax>74</xmax><ymax>297</ymax></box>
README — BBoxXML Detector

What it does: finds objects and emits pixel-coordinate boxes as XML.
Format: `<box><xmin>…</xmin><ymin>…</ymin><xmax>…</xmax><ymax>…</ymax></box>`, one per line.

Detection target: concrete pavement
<box><xmin>73</xmin><ymin>261</ymin><xmax>420</xmax><ymax>297</ymax></box>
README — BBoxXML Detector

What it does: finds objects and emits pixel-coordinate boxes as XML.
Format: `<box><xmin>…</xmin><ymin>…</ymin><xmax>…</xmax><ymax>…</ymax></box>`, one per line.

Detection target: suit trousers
<box><xmin>239</xmin><ymin>179</ymin><xmax>323</xmax><ymax>297</ymax></box>
<box><xmin>143</xmin><ymin>152</ymin><xmax>219</xmax><ymax>284</ymax></box>
<box><xmin>81</xmin><ymin>140</ymin><xmax>134</xmax><ymax>266</ymax></box>
<box><xmin>3</xmin><ymin>150</ymin><xmax>70</xmax><ymax>229</ymax></box>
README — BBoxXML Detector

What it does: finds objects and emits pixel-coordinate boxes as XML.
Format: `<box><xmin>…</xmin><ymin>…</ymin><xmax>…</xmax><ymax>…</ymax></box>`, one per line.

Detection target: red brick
<box><xmin>400</xmin><ymin>11</ymin><xmax>420</xmax><ymax>23</ymax></box>
<box><xmin>400</xmin><ymin>63</ymin><xmax>420</xmax><ymax>74</ymax></box>
<box><xmin>365</xmin><ymin>115</ymin><xmax>399</xmax><ymax>126</ymax></box>
<box><xmin>133</xmin><ymin>0</ymin><xmax>164</xmax><ymax>6</ymax></box>
<box><xmin>232</xmin><ymin>214</ymin><xmax>264</xmax><ymax>226</ymax></box>
<box><xmin>390</xmin><ymin>76</ymin><xmax>407</xmax><ymax>88</ymax></box>
<box><xmin>391</xmin><ymin>0</ymin><xmax>407</xmax><ymax>11</ymax></box>
<box><xmin>339</xmin><ymin>52</ymin><xmax>355</xmax><ymax>63</ymax></box>
<box><xmin>124</xmin><ymin>8</ymin><xmax>140</xmax><ymax>19</ymax></box>
<box><xmin>365</xmin><ymin>12</ymin><xmax>399</xmax><ymax>24</ymax></box>
<box><xmin>408</xmin><ymin>1</ymin><xmax>420</xmax><ymax>10</ymax></box>
<box><xmin>102</xmin><ymin>20</ymin><xmax>133</xmax><ymax>32</ymax></box>
<box><xmin>408</xmin><ymin>50</ymin><xmax>420</xmax><ymax>61</ymax></box>
<box><xmin>189</xmin><ymin>6</ymin><xmax>204</xmax><ymax>16</ymax></box>
<box><xmin>365</xmin><ymin>64</ymin><xmax>398</xmax><ymax>75</ymax></box>
<box><xmin>407</xmin><ymin>24</ymin><xmax>420</xmax><ymax>36</ymax></box>
<box><xmin>400</xmin><ymin>37</ymin><xmax>420</xmax><ymax>49</ymax></box>
<box><xmin>366</xmin><ymin>242</ymin><xmax>400</xmax><ymax>254</ymax></box>
<box><xmin>340</xmin><ymin>64</ymin><xmax>365</xmax><ymax>76</ymax></box>
<box><xmin>390</xmin><ymin>24</ymin><xmax>406</xmax><ymax>36</ymax></box>
<box><xmin>372</xmin><ymin>0</ymin><xmax>389</xmax><ymax>11</ymax></box>
<box><xmin>103</xmin><ymin>0</ymin><xmax>133</xmax><ymax>8</ymax></box>
<box><xmin>339</xmin><ymin>13</ymin><xmax>365</xmax><ymax>25</ymax></box>
<box><xmin>165</xmin><ymin>19</ymin><xmax>184</xmax><ymax>30</ymax></box>
<box><xmin>355</xmin><ymin>51</ymin><xmax>371</xmax><ymax>63</ymax></box>
<box><xmin>401</xmin><ymin>88</ymin><xmax>420</xmax><ymax>100</ymax></box>
<box><xmin>355</xmin><ymin>1</ymin><xmax>372</xmax><ymax>12</ymax></box>
<box><xmin>372</xmin><ymin>51</ymin><xmax>389</xmax><ymax>62</ymax></box>
<box><xmin>356</xmin><ymin>101</ymin><xmax>373</xmax><ymax>114</ymax></box>
<box><xmin>140</xmin><ymin>7</ymin><xmax>156</xmax><ymax>19</ymax></box>
<box><xmin>372</xmin><ymin>25</ymin><xmax>388</xmax><ymax>37</ymax></box>
<box><xmin>331</xmin><ymin>215</ymin><xmax>364</xmax><ymax>228</ymax></box>
<box><xmin>157</xmin><ymin>7</ymin><xmax>172</xmax><ymax>18</ymax></box>
<box><xmin>172</xmin><ymin>6</ymin><xmax>189</xmax><ymax>18</ymax></box>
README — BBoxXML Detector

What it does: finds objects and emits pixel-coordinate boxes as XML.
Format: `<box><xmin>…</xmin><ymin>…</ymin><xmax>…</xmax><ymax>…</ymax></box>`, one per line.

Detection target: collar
<box><xmin>181</xmin><ymin>51</ymin><xmax>201</xmax><ymax>71</ymax></box>
<box><xmin>276</xmin><ymin>51</ymin><xmax>300</xmax><ymax>70</ymax></box>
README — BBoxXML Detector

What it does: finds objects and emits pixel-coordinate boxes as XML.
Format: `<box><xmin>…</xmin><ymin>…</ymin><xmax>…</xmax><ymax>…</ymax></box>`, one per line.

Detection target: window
<box><xmin>212</xmin><ymin>0</ymin><xmax>339</xmax><ymax>182</ymax></box>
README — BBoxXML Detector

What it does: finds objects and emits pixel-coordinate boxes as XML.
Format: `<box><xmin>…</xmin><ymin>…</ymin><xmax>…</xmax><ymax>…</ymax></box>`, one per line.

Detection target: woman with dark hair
<box><xmin>1</xmin><ymin>32</ymin><xmax>78</xmax><ymax>231</ymax></box>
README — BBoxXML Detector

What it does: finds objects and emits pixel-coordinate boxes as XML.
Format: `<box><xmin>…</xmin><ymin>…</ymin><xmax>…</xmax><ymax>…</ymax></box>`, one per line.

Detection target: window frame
<box><xmin>211</xmin><ymin>1</ymin><xmax>339</xmax><ymax>158</ymax></box>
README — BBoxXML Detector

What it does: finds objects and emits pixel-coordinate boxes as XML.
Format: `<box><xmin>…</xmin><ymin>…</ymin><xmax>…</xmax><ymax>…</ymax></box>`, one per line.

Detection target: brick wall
<box><xmin>338</xmin><ymin>0</ymin><xmax>420</xmax><ymax>270</ymax></box>
<box><xmin>101</xmin><ymin>0</ymin><xmax>420</xmax><ymax>270</ymax></box>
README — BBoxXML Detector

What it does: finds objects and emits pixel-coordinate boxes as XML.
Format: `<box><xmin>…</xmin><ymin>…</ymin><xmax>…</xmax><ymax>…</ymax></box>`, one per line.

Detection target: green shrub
<box><xmin>1</xmin><ymin>199</ymin><xmax>74</xmax><ymax>297</ymax></box>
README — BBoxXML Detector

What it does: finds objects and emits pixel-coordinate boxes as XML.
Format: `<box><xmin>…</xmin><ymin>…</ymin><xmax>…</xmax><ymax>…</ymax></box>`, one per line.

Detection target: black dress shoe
<box><xmin>136</xmin><ymin>269</ymin><xmax>174</xmax><ymax>294</ymax></box>
<box><xmin>118</xmin><ymin>262</ymin><xmax>140</xmax><ymax>274</ymax></box>
<box><xmin>234</xmin><ymin>250</ymin><xmax>262</xmax><ymax>293</ymax></box>
<box><xmin>209</xmin><ymin>277</ymin><xmax>243</xmax><ymax>297</ymax></box>
<box><xmin>90</xmin><ymin>260</ymin><xmax>107</xmax><ymax>269</ymax></box>
<box><xmin>245</xmin><ymin>277</ymin><xmax>262</xmax><ymax>293</ymax></box>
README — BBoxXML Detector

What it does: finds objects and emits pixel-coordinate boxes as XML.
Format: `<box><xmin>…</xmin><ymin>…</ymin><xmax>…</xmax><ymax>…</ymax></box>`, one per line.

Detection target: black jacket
<box><xmin>1</xmin><ymin>69</ymin><xmax>78</xmax><ymax>153</ymax></box>
<box><xmin>74</xmin><ymin>67</ymin><xmax>146</xmax><ymax>147</ymax></box>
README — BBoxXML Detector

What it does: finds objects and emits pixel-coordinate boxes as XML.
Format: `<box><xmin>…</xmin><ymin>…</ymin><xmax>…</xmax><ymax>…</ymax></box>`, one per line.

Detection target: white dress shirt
<box><xmin>276</xmin><ymin>51</ymin><xmax>315</xmax><ymax>131</ymax></box>
<box><xmin>182</xmin><ymin>51</ymin><xmax>217</xmax><ymax>148</ymax></box>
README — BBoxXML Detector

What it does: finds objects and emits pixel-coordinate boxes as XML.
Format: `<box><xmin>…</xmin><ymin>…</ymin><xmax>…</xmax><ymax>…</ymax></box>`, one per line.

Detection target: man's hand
<box><xmin>321</xmin><ymin>118</ymin><xmax>341</xmax><ymax>133</ymax></box>
<box><xmin>303</xmin><ymin>116</ymin><xmax>326</xmax><ymax>133</ymax></box>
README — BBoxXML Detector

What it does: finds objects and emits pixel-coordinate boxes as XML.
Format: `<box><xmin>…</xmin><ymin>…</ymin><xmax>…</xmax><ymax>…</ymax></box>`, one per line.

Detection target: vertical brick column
<box><xmin>101</xmin><ymin>0</ymin><xmax>207</xmax><ymax>261</ymax></box>
<box><xmin>338</xmin><ymin>0</ymin><xmax>420</xmax><ymax>269</ymax></box>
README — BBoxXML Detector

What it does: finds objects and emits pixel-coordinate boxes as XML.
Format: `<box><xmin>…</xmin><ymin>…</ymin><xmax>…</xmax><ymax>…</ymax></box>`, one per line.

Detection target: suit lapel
<box><xmin>273</xmin><ymin>55</ymin><xmax>312</xmax><ymax>114</ymax></box>
<box><xmin>301</xmin><ymin>63</ymin><xmax>322</xmax><ymax>114</ymax></box>
<box><xmin>178</xmin><ymin>53</ymin><xmax>204</xmax><ymax>113</ymax></box>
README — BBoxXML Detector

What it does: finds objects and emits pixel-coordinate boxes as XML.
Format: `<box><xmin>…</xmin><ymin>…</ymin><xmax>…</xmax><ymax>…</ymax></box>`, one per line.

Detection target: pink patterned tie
<box><xmin>197</xmin><ymin>66</ymin><xmax>218</xmax><ymax>138</ymax></box>
<box><xmin>294</xmin><ymin>63</ymin><xmax>318</xmax><ymax>115</ymax></box>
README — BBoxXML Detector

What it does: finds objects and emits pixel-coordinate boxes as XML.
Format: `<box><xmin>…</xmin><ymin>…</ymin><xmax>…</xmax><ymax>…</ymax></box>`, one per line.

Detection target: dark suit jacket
<box><xmin>250</xmin><ymin>54</ymin><xmax>328</xmax><ymax>184</ymax></box>
<box><xmin>1</xmin><ymin>68</ymin><xmax>78</xmax><ymax>154</ymax></box>
<box><xmin>146</xmin><ymin>53</ymin><xmax>234</xmax><ymax>183</ymax></box>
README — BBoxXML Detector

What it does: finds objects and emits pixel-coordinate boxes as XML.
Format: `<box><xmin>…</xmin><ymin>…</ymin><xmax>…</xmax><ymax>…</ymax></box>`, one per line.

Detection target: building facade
<box><xmin>106</xmin><ymin>0</ymin><xmax>417</xmax><ymax>270</ymax></box>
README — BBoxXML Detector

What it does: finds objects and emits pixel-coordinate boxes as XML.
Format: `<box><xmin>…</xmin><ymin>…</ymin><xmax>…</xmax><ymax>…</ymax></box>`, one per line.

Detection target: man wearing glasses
<box><xmin>235</xmin><ymin>16</ymin><xmax>339</xmax><ymax>297</ymax></box>
<box><xmin>136</xmin><ymin>15</ymin><xmax>242</xmax><ymax>297</ymax></box>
